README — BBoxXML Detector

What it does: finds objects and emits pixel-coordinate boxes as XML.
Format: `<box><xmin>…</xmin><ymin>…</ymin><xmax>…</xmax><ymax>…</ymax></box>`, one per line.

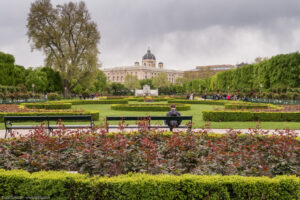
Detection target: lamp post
<box><xmin>259</xmin><ymin>83</ymin><xmax>263</xmax><ymax>98</ymax></box>
<box><xmin>32</xmin><ymin>83</ymin><xmax>35</xmax><ymax>95</ymax></box>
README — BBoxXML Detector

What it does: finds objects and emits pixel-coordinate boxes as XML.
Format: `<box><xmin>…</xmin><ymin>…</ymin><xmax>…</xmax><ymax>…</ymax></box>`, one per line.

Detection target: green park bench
<box><xmin>105</xmin><ymin>116</ymin><xmax>193</xmax><ymax>132</ymax></box>
<box><xmin>4</xmin><ymin>115</ymin><xmax>94</xmax><ymax>138</ymax></box>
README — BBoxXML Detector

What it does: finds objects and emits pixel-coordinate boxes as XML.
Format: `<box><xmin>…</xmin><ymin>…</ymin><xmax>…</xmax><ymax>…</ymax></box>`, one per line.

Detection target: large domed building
<box><xmin>103</xmin><ymin>49</ymin><xmax>183</xmax><ymax>84</ymax></box>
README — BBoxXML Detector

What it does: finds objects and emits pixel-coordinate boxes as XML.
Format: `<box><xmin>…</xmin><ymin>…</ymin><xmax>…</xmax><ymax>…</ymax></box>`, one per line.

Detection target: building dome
<box><xmin>142</xmin><ymin>49</ymin><xmax>156</xmax><ymax>60</ymax></box>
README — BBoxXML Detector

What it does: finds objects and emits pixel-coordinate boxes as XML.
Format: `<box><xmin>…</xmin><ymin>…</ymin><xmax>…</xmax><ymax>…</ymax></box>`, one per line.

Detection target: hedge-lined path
<box><xmin>0</xmin><ymin>128</ymin><xmax>299</xmax><ymax>138</ymax></box>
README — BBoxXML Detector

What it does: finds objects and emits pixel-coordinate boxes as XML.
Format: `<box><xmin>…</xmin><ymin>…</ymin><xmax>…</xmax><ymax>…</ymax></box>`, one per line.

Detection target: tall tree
<box><xmin>152</xmin><ymin>72</ymin><xmax>170</xmax><ymax>88</ymax></box>
<box><xmin>124</xmin><ymin>74</ymin><xmax>140</xmax><ymax>90</ymax></box>
<box><xmin>93</xmin><ymin>70</ymin><xmax>107</xmax><ymax>93</ymax></box>
<box><xmin>27</xmin><ymin>0</ymin><xmax>100</xmax><ymax>97</ymax></box>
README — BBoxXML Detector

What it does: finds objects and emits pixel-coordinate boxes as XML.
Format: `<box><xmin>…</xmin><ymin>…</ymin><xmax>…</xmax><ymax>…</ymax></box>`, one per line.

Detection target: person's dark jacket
<box><xmin>165</xmin><ymin>110</ymin><xmax>181</xmax><ymax>127</ymax></box>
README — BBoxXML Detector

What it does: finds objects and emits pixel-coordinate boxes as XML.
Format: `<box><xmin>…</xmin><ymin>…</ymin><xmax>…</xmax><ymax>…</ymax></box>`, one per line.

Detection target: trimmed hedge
<box><xmin>225</xmin><ymin>103</ymin><xmax>269</xmax><ymax>109</ymax></box>
<box><xmin>168</xmin><ymin>100</ymin><xmax>227</xmax><ymax>105</ymax></box>
<box><xmin>0</xmin><ymin>110</ymin><xmax>99</xmax><ymax>122</ymax></box>
<box><xmin>203</xmin><ymin>111</ymin><xmax>300</xmax><ymax>122</ymax></box>
<box><xmin>111</xmin><ymin>104</ymin><xmax>191</xmax><ymax>111</ymax></box>
<box><xmin>0</xmin><ymin>170</ymin><xmax>298</xmax><ymax>199</ymax></box>
<box><xmin>58</xmin><ymin>99</ymin><xmax>128</xmax><ymax>105</ymax></box>
<box><xmin>22</xmin><ymin>102</ymin><xmax>72</xmax><ymax>110</ymax></box>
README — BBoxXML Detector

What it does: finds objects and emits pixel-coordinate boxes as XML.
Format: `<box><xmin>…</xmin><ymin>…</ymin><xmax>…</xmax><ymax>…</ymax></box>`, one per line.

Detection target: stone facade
<box><xmin>103</xmin><ymin>49</ymin><xmax>183</xmax><ymax>84</ymax></box>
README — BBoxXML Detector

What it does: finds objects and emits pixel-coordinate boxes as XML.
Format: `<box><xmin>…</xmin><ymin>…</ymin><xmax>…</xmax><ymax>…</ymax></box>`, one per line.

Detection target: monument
<box><xmin>135</xmin><ymin>85</ymin><xmax>158</xmax><ymax>96</ymax></box>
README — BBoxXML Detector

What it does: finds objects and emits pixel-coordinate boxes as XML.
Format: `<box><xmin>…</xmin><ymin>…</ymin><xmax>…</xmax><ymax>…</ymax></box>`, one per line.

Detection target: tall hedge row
<box><xmin>203</xmin><ymin>111</ymin><xmax>300</xmax><ymax>122</ymax></box>
<box><xmin>0</xmin><ymin>170</ymin><xmax>298</xmax><ymax>200</ymax></box>
<box><xmin>213</xmin><ymin>52</ymin><xmax>300</xmax><ymax>92</ymax></box>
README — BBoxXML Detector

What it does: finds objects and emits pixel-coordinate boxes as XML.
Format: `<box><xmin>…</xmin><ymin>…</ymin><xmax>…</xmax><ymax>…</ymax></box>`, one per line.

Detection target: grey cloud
<box><xmin>1</xmin><ymin>0</ymin><xmax>300</xmax><ymax>69</ymax></box>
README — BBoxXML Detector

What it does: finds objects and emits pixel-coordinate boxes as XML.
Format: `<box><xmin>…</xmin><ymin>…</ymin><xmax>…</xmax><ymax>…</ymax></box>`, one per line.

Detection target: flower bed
<box><xmin>0</xmin><ymin>170</ymin><xmax>298</xmax><ymax>200</ymax></box>
<box><xmin>22</xmin><ymin>102</ymin><xmax>72</xmax><ymax>109</ymax></box>
<box><xmin>202</xmin><ymin>111</ymin><xmax>300</xmax><ymax>121</ymax></box>
<box><xmin>1</xmin><ymin>129</ymin><xmax>298</xmax><ymax>177</ymax></box>
<box><xmin>111</xmin><ymin>104</ymin><xmax>191</xmax><ymax>111</ymax></box>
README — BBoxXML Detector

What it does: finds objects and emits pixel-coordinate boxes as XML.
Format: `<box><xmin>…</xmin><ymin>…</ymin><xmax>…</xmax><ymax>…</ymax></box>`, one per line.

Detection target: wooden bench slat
<box><xmin>4</xmin><ymin>115</ymin><xmax>94</xmax><ymax>138</ymax></box>
<box><xmin>105</xmin><ymin>116</ymin><xmax>193</xmax><ymax>131</ymax></box>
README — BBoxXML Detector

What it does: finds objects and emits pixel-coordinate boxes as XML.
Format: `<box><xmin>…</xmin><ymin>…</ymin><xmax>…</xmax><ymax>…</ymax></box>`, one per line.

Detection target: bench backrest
<box><xmin>106</xmin><ymin>116</ymin><xmax>192</xmax><ymax>121</ymax></box>
<box><xmin>4</xmin><ymin>115</ymin><xmax>92</xmax><ymax>122</ymax></box>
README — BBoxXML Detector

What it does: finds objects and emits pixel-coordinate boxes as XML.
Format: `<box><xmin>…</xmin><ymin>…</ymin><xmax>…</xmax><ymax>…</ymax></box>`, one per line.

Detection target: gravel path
<box><xmin>0</xmin><ymin>128</ymin><xmax>299</xmax><ymax>138</ymax></box>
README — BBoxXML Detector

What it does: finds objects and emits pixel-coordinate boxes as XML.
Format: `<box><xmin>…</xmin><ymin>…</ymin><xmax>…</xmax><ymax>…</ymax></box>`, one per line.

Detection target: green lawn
<box><xmin>72</xmin><ymin>102</ymin><xmax>300</xmax><ymax>129</ymax></box>
<box><xmin>0</xmin><ymin>102</ymin><xmax>299</xmax><ymax>130</ymax></box>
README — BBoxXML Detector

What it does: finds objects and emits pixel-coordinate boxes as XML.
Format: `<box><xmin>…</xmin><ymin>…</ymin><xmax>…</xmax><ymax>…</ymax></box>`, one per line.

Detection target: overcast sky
<box><xmin>1</xmin><ymin>0</ymin><xmax>300</xmax><ymax>70</ymax></box>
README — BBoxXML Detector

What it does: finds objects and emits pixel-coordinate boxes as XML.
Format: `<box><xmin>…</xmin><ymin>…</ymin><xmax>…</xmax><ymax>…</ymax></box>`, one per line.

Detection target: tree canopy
<box><xmin>124</xmin><ymin>74</ymin><xmax>140</xmax><ymax>90</ymax></box>
<box><xmin>27</xmin><ymin>0</ymin><xmax>101</xmax><ymax>97</ymax></box>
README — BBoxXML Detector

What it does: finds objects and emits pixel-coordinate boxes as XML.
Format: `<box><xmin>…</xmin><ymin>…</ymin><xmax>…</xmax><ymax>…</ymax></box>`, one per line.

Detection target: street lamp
<box><xmin>259</xmin><ymin>83</ymin><xmax>263</xmax><ymax>98</ymax></box>
<box><xmin>32</xmin><ymin>83</ymin><xmax>35</xmax><ymax>95</ymax></box>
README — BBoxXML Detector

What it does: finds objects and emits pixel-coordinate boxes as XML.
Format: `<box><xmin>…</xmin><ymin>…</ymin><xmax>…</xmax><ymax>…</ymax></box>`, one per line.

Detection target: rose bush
<box><xmin>1</xmin><ymin>127</ymin><xmax>298</xmax><ymax>177</ymax></box>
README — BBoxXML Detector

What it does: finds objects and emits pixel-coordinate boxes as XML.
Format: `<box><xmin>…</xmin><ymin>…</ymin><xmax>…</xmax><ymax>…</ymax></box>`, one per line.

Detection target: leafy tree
<box><xmin>152</xmin><ymin>72</ymin><xmax>170</xmax><ymax>89</ymax></box>
<box><xmin>107</xmin><ymin>82</ymin><xmax>129</xmax><ymax>95</ymax></box>
<box><xmin>124</xmin><ymin>74</ymin><xmax>140</xmax><ymax>90</ymax></box>
<box><xmin>25</xmin><ymin>69</ymin><xmax>48</xmax><ymax>92</ymax></box>
<box><xmin>0</xmin><ymin>52</ymin><xmax>15</xmax><ymax>64</ymax></box>
<box><xmin>40</xmin><ymin>66</ymin><xmax>63</xmax><ymax>92</ymax></box>
<box><xmin>93</xmin><ymin>70</ymin><xmax>107</xmax><ymax>93</ymax></box>
<box><xmin>139</xmin><ymin>79</ymin><xmax>153</xmax><ymax>88</ymax></box>
<box><xmin>27</xmin><ymin>0</ymin><xmax>101</xmax><ymax>97</ymax></box>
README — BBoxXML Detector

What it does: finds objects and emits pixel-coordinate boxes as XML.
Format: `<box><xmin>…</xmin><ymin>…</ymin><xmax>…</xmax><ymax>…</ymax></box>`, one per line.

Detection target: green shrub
<box><xmin>22</xmin><ymin>102</ymin><xmax>72</xmax><ymax>110</ymax></box>
<box><xmin>47</xmin><ymin>92</ymin><xmax>61</xmax><ymax>101</ymax></box>
<box><xmin>106</xmin><ymin>96</ymin><xmax>126</xmax><ymax>99</ymax></box>
<box><xmin>168</xmin><ymin>100</ymin><xmax>227</xmax><ymax>105</ymax></box>
<box><xmin>203</xmin><ymin>111</ymin><xmax>254</xmax><ymax>121</ymax></box>
<box><xmin>225</xmin><ymin>103</ymin><xmax>269</xmax><ymax>109</ymax></box>
<box><xmin>203</xmin><ymin>111</ymin><xmax>300</xmax><ymax>122</ymax></box>
<box><xmin>0</xmin><ymin>170</ymin><xmax>298</xmax><ymax>200</ymax></box>
<box><xmin>0</xmin><ymin>111</ymin><xmax>99</xmax><ymax>122</ymax></box>
<box><xmin>58</xmin><ymin>99</ymin><xmax>128</xmax><ymax>105</ymax></box>
<box><xmin>111</xmin><ymin>104</ymin><xmax>191</xmax><ymax>111</ymax></box>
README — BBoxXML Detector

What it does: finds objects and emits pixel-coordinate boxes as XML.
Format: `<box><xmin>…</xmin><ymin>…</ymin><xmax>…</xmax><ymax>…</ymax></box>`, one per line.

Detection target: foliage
<box><xmin>124</xmin><ymin>74</ymin><xmax>140</xmax><ymax>90</ymax></box>
<box><xmin>107</xmin><ymin>82</ymin><xmax>131</xmax><ymax>95</ymax></box>
<box><xmin>152</xmin><ymin>72</ymin><xmax>171</xmax><ymax>88</ymax></box>
<box><xmin>0</xmin><ymin>51</ymin><xmax>15</xmax><ymax>64</ymax></box>
<box><xmin>203</xmin><ymin>111</ymin><xmax>300</xmax><ymax>122</ymax></box>
<box><xmin>25</xmin><ymin>68</ymin><xmax>48</xmax><ymax>92</ymax></box>
<box><xmin>93</xmin><ymin>70</ymin><xmax>107</xmax><ymax>93</ymax></box>
<box><xmin>47</xmin><ymin>92</ymin><xmax>61</xmax><ymax>101</ymax></box>
<box><xmin>40</xmin><ymin>66</ymin><xmax>63</xmax><ymax>92</ymax></box>
<box><xmin>59</xmin><ymin>99</ymin><xmax>128</xmax><ymax>105</ymax></box>
<box><xmin>27</xmin><ymin>0</ymin><xmax>101</xmax><ymax>97</ymax></box>
<box><xmin>213</xmin><ymin>52</ymin><xmax>300</xmax><ymax>92</ymax></box>
<box><xmin>0</xmin><ymin>110</ymin><xmax>99</xmax><ymax>122</ymax></box>
<box><xmin>0</xmin><ymin>129</ymin><xmax>299</xmax><ymax>179</ymax></box>
<box><xmin>168</xmin><ymin>100</ymin><xmax>227</xmax><ymax>105</ymax></box>
<box><xmin>139</xmin><ymin>78</ymin><xmax>153</xmax><ymax>88</ymax></box>
<box><xmin>22</xmin><ymin>102</ymin><xmax>72</xmax><ymax>110</ymax></box>
<box><xmin>111</xmin><ymin>104</ymin><xmax>191</xmax><ymax>111</ymax></box>
<box><xmin>224</xmin><ymin>103</ymin><xmax>270</xmax><ymax>109</ymax></box>
<box><xmin>0</xmin><ymin>170</ymin><xmax>299</xmax><ymax>200</ymax></box>
<box><xmin>0</xmin><ymin>63</ymin><xmax>26</xmax><ymax>86</ymax></box>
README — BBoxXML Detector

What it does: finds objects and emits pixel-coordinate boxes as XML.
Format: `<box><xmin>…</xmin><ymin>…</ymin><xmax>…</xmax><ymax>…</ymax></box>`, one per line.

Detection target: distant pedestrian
<box><xmin>189</xmin><ymin>93</ymin><xmax>194</xmax><ymax>100</ymax></box>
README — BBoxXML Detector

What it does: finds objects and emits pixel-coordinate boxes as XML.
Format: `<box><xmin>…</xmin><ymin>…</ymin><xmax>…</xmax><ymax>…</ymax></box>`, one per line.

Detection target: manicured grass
<box><xmin>73</xmin><ymin>102</ymin><xmax>300</xmax><ymax>129</ymax></box>
<box><xmin>0</xmin><ymin>101</ymin><xmax>299</xmax><ymax>129</ymax></box>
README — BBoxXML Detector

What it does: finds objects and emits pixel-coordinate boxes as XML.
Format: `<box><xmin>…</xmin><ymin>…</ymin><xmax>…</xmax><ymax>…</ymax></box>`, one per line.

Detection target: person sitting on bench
<box><xmin>165</xmin><ymin>104</ymin><xmax>182</xmax><ymax>131</ymax></box>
